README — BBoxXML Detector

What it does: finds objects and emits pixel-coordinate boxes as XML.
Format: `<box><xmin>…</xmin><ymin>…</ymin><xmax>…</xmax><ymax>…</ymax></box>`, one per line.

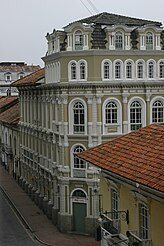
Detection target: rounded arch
<box><xmin>128</xmin><ymin>97</ymin><xmax>146</xmax><ymax>132</ymax></box>
<box><xmin>136</xmin><ymin>59</ymin><xmax>146</xmax><ymax>79</ymax></box>
<box><xmin>78</xmin><ymin>59</ymin><xmax>88</xmax><ymax>81</ymax></box>
<box><xmin>124</xmin><ymin>59</ymin><xmax>135</xmax><ymax>79</ymax></box>
<box><xmin>102</xmin><ymin>97</ymin><xmax>122</xmax><ymax>135</ymax></box>
<box><xmin>71</xmin><ymin>188</ymin><xmax>87</xmax><ymax>198</ymax></box>
<box><xmin>157</xmin><ymin>59</ymin><xmax>164</xmax><ymax>79</ymax></box>
<box><xmin>113</xmin><ymin>59</ymin><xmax>123</xmax><ymax>79</ymax></box>
<box><xmin>150</xmin><ymin>96</ymin><xmax>164</xmax><ymax>123</ymax></box>
<box><xmin>146</xmin><ymin>59</ymin><xmax>156</xmax><ymax>79</ymax></box>
<box><xmin>115</xmin><ymin>30</ymin><xmax>124</xmax><ymax>50</ymax></box>
<box><xmin>101</xmin><ymin>59</ymin><xmax>112</xmax><ymax>80</ymax></box>
<box><xmin>68</xmin><ymin>60</ymin><xmax>77</xmax><ymax>81</ymax></box>
<box><xmin>69</xmin><ymin>98</ymin><xmax>87</xmax><ymax>135</ymax></box>
<box><xmin>70</xmin><ymin>143</ymin><xmax>87</xmax><ymax>177</ymax></box>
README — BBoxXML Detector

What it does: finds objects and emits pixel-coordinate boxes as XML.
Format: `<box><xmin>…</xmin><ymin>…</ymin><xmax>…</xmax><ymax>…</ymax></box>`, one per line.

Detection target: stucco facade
<box><xmin>11</xmin><ymin>12</ymin><xmax>164</xmax><ymax>237</ymax></box>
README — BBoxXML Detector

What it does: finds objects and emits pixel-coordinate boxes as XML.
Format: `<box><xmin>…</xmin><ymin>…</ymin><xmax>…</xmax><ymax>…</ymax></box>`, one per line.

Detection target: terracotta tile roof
<box><xmin>65</xmin><ymin>12</ymin><xmax>162</xmax><ymax>28</ymax></box>
<box><xmin>0</xmin><ymin>102</ymin><xmax>19</xmax><ymax>125</ymax></box>
<box><xmin>0</xmin><ymin>62</ymin><xmax>40</xmax><ymax>72</ymax></box>
<box><xmin>12</xmin><ymin>68</ymin><xmax>45</xmax><ymax>86</ymax></box>
<box><xmin>0</xmin><ymin>96</ymin><xmax>18</xmax><ymax>111</ymax></box>
<box><xmin>78</xmin><ymin>124</ymin><xmax>164</xmax><ymax>193</ymax></box>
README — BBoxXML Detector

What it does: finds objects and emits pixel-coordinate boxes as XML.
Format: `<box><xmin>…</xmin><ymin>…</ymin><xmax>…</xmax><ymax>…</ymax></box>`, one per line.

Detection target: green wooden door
<box><xmin>73</xmin><ymin>203</ymin><xmax>86</xmax><ymax>233</ymax></box>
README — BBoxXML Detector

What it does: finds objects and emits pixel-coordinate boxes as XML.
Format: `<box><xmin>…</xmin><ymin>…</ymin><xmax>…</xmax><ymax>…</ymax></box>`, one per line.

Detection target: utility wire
<box><xmin>79</xmin><ymin>0</ymin><xmax>93</xmax><ymax>15</ymax></box>
<box><xmin>86</xmin><ymin>0</ymin><xmax>99</xmax><ymax>13</ymax></box>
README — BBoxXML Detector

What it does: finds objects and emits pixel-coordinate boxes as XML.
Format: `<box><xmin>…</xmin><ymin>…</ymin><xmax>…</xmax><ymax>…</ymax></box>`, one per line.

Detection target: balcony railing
<box><xmin>127</xmin><ymin>231</ymin><xmax>152</xmax><ymax>246</ymax></box>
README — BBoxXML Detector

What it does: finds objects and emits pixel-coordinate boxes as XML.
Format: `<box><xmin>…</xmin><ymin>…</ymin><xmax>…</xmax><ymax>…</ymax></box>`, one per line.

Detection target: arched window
<box><xmin>148</xmin><ymin>61</ymin><xmax>154</xmax><ymax>78</ymax></box>
<box><xmin>130</xmin><ymin>101</ymin><xmax>142</xmax><ymax>131</ymax></box>
<box><xmin>75</xmin><ymin>30</ymin><xmax>83</xmax><ymax>50</ymax></box>
<box><xmin>111</xmin><ymin>189</ymin><xmax>119</xmax><ymax>221</ymax></box>
<box><xmin>73</xmin><ymin>102</ymin><xmax>85</xmax><ymax>133</ymax></box>
<box><xmin>139</xmin><ymin>203</ymin><xmax>149</xmax><ymax>239</ymax></box>
<box><xmin>105</xmin><ymin>102</ymin><xmax>118</xmax><ymax>124</ymax></box>
<box><xmin>115</xmin><ymin>61</ymin><xmax>121</xmax><ymax>79</ymax></box>
<box><xmin>159</xmin><ymin>61</ymin><xmax>164</xmax><ymax>78</ymax></box>
<box><xmin>126</xmin><ymin>61</ymin><xmax>132</xmax><ymax>79</ymax></box>
<box><xmin>73</xmin><ymin>145</ymin><xmax>86</xmax><ymax>169</ymax></box>
<box><xmin>80</xmin><ymin>62</ymin><xmax>86</xmax><ymax>80</ymax></box>
<box><xmin>152</xmin><ymin>100</ymin><xmax>164</xmax><ymax>122</ymax></box>
<box><xmin>72</xmin><ymin>189</ymin><xmax>86</xmax><ymax>197</ymax></box>
<box><xmin>104</xmin><ymin>61</ymin><xmax>110</xmax><ymax>79</ymax></box>
<box><xmin>115</xmin><ymin>32</ymin><xmax>123</xmax><ymax>50</ymax></box>
<box><xmin>71</xmin><ymin>62</ymin><xmax>77</xmax><ymax>80</ymax></box>
<box><xmin>146</xmin><ymin>32</ymin><xmax>153</xmax><ymax>50</ymax></box>
<box><xmin>137</xmin><ymin>61</ymin><xmax>144</xmax><ymax>79</ymax></box>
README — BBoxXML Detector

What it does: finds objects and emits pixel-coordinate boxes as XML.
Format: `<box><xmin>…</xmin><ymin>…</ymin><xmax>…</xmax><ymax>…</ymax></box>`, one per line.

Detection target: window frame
<box><xmin>69</xmin><ymin>99</ymin><xmax>87</xmax><ymax>135</ymax></box>
<box><xmin>150</xmin><ymin>97</ymin><xmax>164</xmax><ymax>123</ymax></box>
<box><xmin>103</xmin><ymin>98</ymin><xmax>122</xmax><ymax>135</ymax></box>
<box><xmin>146</xmin><ymin>32</ymin><xmax>153</xmax><ymax>50</ymax></box>
<box><xmin>115</xmin><ymin>31</ymin><xmax>123</xmax><ymax>50</ymax></box>
<box><xmin>128</xmin><ymin>97</ymin><xmax>146</xmax><ymax>132</ymax></box>
<box><xmin>73</xmin><ymin>101</ymin><xmax>85</xmax><ymax>134</ymax></box>
<box><xmin>101</xmin><ymin>59</ymin><xmax>112</xmax><ymax>80</ymax></box>
<box><xmin>114</xmin><ymin>60</ymin><xmax>123</xmax><ymax>80</ymax></box>
<box><xmin>139</xmin><ymin>203</ymin><xmax>149</xmax><ymax>240</ymax></box>
<box><xmin>74</xmin><ymin>30</ymin><xmax>83</xmax><ymax>50</ymax></box>
<box><xmin>158</xmin><ymin>60</ymin><xmax>164</xmax><ymax>79</ymax></box>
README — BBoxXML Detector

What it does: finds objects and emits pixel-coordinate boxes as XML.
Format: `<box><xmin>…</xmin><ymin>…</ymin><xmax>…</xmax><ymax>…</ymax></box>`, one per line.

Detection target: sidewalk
<box><xmin>0</xmin><ymin>165</ymin><xmax>100</xmax><ymax>246</ymax></box>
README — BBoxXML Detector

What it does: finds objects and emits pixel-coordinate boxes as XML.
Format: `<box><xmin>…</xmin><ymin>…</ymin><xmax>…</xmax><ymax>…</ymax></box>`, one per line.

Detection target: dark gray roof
<box><xmin>65</xmin><ymin>12</ymin><xmax>162</xmax><ymax>28</ymax></box>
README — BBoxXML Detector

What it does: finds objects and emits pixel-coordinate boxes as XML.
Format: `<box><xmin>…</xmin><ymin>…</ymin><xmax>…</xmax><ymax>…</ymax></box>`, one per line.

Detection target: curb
<box><xmin>0</xmin><ymin>185</ymin><xmax>55</xmax><ymax>246</ymax></box>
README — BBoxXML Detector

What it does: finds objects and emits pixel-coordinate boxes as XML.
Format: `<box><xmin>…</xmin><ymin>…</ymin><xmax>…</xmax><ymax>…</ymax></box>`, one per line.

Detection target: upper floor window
<box><xmin>115</xmin><ymin>61</ymin><xmax>121</xmax><ymax>79</ymax></box>
<box><xmin>71</xmin><ymin>62</ymin><xmax>77</xmax><ymax>80</ymax></box>
<box><xmin>146</xmin><ymin>32</ymin><xmax>153</xmax><ymax>50</ymax></box>
<box><xmin>69</xmin><ymin>60</ymin><xmax>87</xmax><ymax>81</ymax></box>
<box><xmin>152</xmin><ymin>100</ymin><xmax>164</xmax><ymax>122</ymax></box>
<box><xmin>126</xmin><ymin>61</ymin><xmax>132</xmax><ymax>79</ymax></box>
<box><xmin>137</xmin><ymin>61</ymin><xmax>144</xmax><ymax>79</ymax></box>
<box><xmin>104</xmin><ymin>62</ymin><xmax>110</xmax><ymax>79</ymax></box>
<box><xmin>139</xmin><ymin>204</ymin><xmax>149</xmax><ymax>240</ymax></box>
<box><xmin>80</xmin><ymin>62</ymin><xmax>86</xmax><ymax>80</ymax></box>
<box><xmin>105</xmin><ymin>102</ymin><xmax>118</xmax><ymax>124</ymax></box>
<box><xmin>115</xmin><ymin>31</ymin><xmax>123</xmax><ymax>50</ymax></box>
<box><xmin>73</xmin><ymin>102</ymin><xmax>85</xmax><ymax>134</ymax></box>
<box><xmin>111</xmin><ymin>189</ymin><xmax>119</xmax><ymax>223</ymax></box>
<box><xmin>75</xmin><ymin>30</ymin><xmax>83</xmax><ymax>50</ymax></box>
<box><xmin>148</xmin><ymin>61</ymin><xmax>154</xmax><ymax>78</ymax></box>
<box><xmin>5</xmin><ymin>73</ymin><xmax>11</xmax><ymax>81</ymax></box>
<box><xmin>159</xmin><ymin>61</ymin><xmax>164</xmax><ymax>78</ymax></box>
<box><xmin>73</xmin><ymin>145</ymin><xmax>86</xmax><ymax>169</ymax></box>
<box><xmin>130</xmin><ymin>101</ymin><xmax>142</xmax><ymax>131</ymax></box>
<box><xmin>18</xmin><ymin>72</ymin><xmax>25</xmax><ymax>79</ymax></box>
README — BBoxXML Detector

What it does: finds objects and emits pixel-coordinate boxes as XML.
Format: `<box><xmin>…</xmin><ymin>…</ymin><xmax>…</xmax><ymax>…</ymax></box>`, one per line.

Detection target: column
<box><xmin>122</xmin><ymin>92</ymin><xmax>129</xmax><ymax>133</ymax></box>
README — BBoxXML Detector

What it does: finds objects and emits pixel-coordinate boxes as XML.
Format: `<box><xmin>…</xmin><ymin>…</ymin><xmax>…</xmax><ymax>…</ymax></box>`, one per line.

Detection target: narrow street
<box><xmin>0</xmin><ymin>189</ymin><xmax>42</xmax><ymax>246</ymax></box>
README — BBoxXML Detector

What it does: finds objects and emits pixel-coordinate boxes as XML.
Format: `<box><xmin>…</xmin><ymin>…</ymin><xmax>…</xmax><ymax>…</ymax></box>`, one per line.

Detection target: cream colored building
<box><xmin>79</xmin><ymin>123</ymin><xmax>164</xmax><ymax>246</ymax></box>
<box><xmin>12</xmin><ymin>12</ymin><xmax>164</xmax><ymax>235</ymax></box>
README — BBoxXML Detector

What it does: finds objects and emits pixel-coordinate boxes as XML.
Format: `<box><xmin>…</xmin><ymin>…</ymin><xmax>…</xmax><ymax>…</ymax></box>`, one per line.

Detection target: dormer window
<box><xmin>5</xmin><ymin>73</ymin><xmax>11</xmax><ymax>81</ymax></box>
<box><xmin>18</xmin><ymin>72</ymin><xmax>25</xmax><ymax>79</ymax></box>
<box><xmin>75</xmin><ymin>30</ymin><xmax>83</xmax><ymax>50</ymax></box>
<box><xmin>115</xmin><ymin>31</ymin><xmax>123</xmax><ymax>50</ymax></box>
<box><xmin>146</xmin><ymin>32</ymin><xmax>153</xmax><ymax>50</ymax></box>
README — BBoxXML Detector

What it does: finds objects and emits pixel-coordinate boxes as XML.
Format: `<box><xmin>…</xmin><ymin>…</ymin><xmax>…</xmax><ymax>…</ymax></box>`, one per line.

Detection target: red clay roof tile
<box><xmin>78</xmin><ymin>124</ymin><xmax>164</xmax><ymax>193</ymax></box>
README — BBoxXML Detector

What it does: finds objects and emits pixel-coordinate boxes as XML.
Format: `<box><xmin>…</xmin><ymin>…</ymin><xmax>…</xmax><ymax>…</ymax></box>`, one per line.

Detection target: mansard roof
<box><xmin>12</xmin><ymin>68</ymin><xmax>45</xmax><ymax>87</ymax></box>
<box><xmin>78</xmin><ymin>124</ymin><xmax>164</xmax><ymax>193</ymax></box>
<box><xmin>0</xmin><ymin>62</ymin><xmax>40</xmax><ymax>73</ymax></box>
<box><xmin>65</xmin><ymin>12</ymin><xmax>162</xmax><ymax>28</ymax></box>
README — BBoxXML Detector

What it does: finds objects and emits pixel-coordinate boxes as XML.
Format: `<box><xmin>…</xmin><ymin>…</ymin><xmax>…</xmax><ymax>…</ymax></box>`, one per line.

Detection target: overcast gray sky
<box><xmin>1</xmin><ymin>0</ymin><xmax>164</xmax><ymax>67</ymax></box>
